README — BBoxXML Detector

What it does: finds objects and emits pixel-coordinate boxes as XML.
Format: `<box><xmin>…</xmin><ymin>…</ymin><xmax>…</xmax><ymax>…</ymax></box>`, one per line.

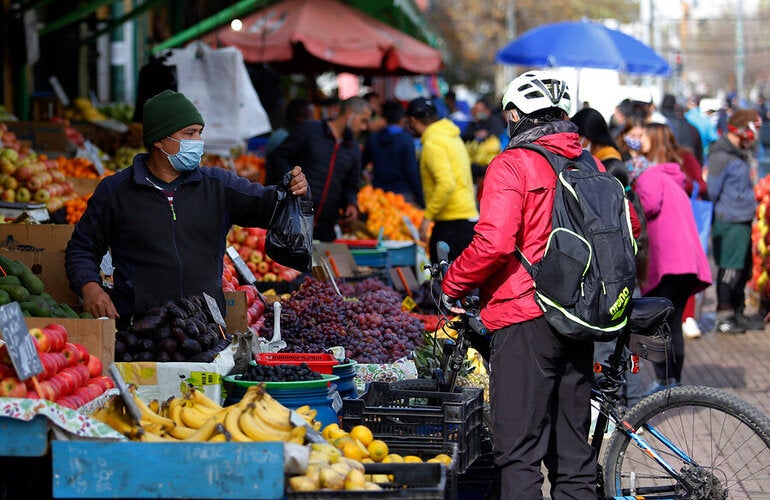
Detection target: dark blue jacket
<box><xmin>707</xmin><ymin>136</ymin><xmax>757</xmax><ymax>223</ymax></box>
<box><xmin>363</xmin><ymin>125</ymin><xmax>424</xmax><ymax>207</ymax></box>
<box><xmin>65</xmin><ymin>154</ymin><xmax>278</xmax><ymax>320</ymax></box>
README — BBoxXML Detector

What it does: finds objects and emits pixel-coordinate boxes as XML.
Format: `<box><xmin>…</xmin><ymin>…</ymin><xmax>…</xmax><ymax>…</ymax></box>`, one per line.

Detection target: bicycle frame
<box><xmin>592</xmin><ymin>328</ymin><xmax>709</xmax><ymax>499</ymax></box>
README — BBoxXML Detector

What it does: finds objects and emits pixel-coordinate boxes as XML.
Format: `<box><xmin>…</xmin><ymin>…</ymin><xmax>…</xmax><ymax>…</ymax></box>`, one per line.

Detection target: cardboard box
<box><xmin>224</xmin><ymin>290</ymin><xmax>248</xmax><ymax>334</ymax></box>
<box><xmin>2</xmin><ymin>121</ymin><xmax>73</xmax><ymax>154</ymax></box>
<box><xmin>66</xmin><ymin>177</ymin><xmax>100</xmax><ymax>197</ymax></box>
<box><xmin>114</xmin><ymin>341</ymin><xmax>236</xmax><ymax>404</ymax></box>
<box><xmin>0</xmin><ymin>224</ymin><xmax>78</xmax><ymax>305</ymax></box>
<box><xmin>25</xmin><ymin>317</ymin><xmax>116</xmax><ymax>372</ymax></box>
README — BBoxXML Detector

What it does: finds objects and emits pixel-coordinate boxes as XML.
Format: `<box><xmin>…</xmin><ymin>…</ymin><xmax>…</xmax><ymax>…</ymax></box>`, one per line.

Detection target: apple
<box><xmin>46</xmin><ymin>376</ymin><xmax>64</xmax><ymax>400</ymax></box>
<box><xmin>236</xmin><ymin>285</ymin><xmax>256</xmax><ymax>307</ymax></box>
<box><xmin>246</xmin><ymin>261</ymin><xmax>258</xmax><ymax>274</ymax></box>
<box><xmin>262</xmin><ymin>272</ymin><xmax>277</xmax><ymax>282</ymax></box>
<box><xmin>52</xmin><ymin>372</ymin><xmax>76</xmax><ymax>397</ymax></box>
<box><xmin>0</xmin><ymin>344</ymin><xmax>12</xmax><ymax>365</ymax></box>
<box><xmin>237</xmin><ymin>245</ymin><xmax>251</xmax><ymax>261</ymax></box>
<box><xmin>38</xmin><ymin>352</ymin><xmax>59</xmax><ymax>379</ymax></box>
<box><xmin>85</xmin><ymin>355</ymin><xmax>103</xmax><ymax>377</ymax></box>
<box><xmin>256</xmin><ymin>261</ymin><xmax>270</xmax><ymax>274</ymax></box>
<box><xmin>26</xmin><ymin>389</ymin><xmax>39</xmax><ymax>399</ymax></box>
<box><xmin>0</xmin><ymin>364</ymin><xmax>15</xmax><ymax>378</ymax></box>
<box><xmin>73</xmin><ymin>386</ymin><xmax>94</xmax><ymax>405</ymax></box>
<box><xmin>29</xmin><ymin>328</ymin><xmax>51</xmax><ymax>353</ymax></box>
<box><xmin>55</xmin><ymin>396</ymin><xmax>79</xmax><ymax>410</ymax></box>
<box><xmin>33</xmin><ymin>188</ymin><xmax>50</xmax><ymax>203</ymax></box>
<box><xmin>36</xmin><ymin>380</ymin><xmax>57</xmax><ymax>400</ymax></box>
<box><xmin>86</xmin><ymin>382</ymin><xmax>105</xmax><ymax>400</ymax></box>
<box><xmin>91</xmin><ymin>375</ymin><xmax>115</xmax><ymax>392</ymax></box>
<box><xmin>51</xmin><ymin>352</ymin><xmax>68</xmax><ymax>372</ymax></box>
<box><xmin>72</xmin><ymin>343</ymin><xmax>90</xmax><ymax>364</ymax></box>
<box><xmin>234</xmin><ymin>228</ymin><xmax>249</xmax><ymax>244</ymax></box>
<box><xmin>72</xmin><ymin>364</ymin><xmax>91</xmax><ymax>386</ymax></box>
<box><xmin>43</xmin><ymin>324</ymin><xmax>68</xmax><ymax>350</ymax></box>
<box><xmin>0</xmin><ymin>377</ymin><xmax>28</xmax><ymax>398</ymax></box>
<box><xmin>249</xmin><ymin>250</ymin><xmax>264</xmax><ymax>264</ymax></box>
<box><xmin>61</xmin><ymin>343</ymin><xmax>82</xmax><ymax>367</ymax></box>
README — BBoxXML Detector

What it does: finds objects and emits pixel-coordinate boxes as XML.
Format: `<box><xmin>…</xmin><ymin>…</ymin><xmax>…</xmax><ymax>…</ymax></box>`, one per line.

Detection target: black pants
<box><xmin>489</xmin><ymin>316</ymin><xmax>597</xmax><ymax>499</ymax></box>
<box><xmin>428</xmin><ymin>219</ymin><xmax>476</xmax><ymax>264</ymax></box>
<box><xmin>645</xmin><ymin>274</ymin><xmax>695</xmax><ymax>382</ymax></box>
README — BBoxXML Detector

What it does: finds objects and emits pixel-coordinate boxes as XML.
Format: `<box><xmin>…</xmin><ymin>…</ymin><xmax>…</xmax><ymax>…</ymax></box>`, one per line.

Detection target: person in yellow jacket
<box><xmin>405</xmin><ymin>97</ymin><xmax>479</xmax><ymax>263</ymax></box>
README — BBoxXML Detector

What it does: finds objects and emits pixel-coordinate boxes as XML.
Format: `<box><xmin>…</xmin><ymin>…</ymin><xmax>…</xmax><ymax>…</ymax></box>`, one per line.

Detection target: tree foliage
<box><xmin>425</xmin><ymin>0</ymin><xmax>638</xmax><ymax>88</ymax></box>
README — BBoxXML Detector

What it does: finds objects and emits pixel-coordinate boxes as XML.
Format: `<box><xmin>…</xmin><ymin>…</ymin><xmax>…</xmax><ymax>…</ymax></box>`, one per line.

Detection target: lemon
<box><xmin>367</xmin><ymin>439</ymin><xmax>389</xmax><ymax>462</ymax></box>
<box><xmin>322</xmin><ymin>423</ymin><xmax>340</xmax><ymax>441</ymax></box>
<box><xmin>348</xmin><ymin>425</ymin><xmax>374</xmax><ymax>447</ymax></box>
<box><xmin>382</xmin><ymin>453</ymin><xmax>404</xmax><ymax>463</ymax></box>
<box><xmin>403</xmin><ymin>455</ymin><xmax>423</xmax><ymax>463</ymax></box>
<box><xmin>340</xmin><ymin>441</ymin><xmax>365</xmax><ymax>461</ymax></box>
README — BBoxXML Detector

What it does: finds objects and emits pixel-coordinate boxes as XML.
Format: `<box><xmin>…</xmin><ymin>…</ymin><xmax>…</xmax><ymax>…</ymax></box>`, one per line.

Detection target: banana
<box><xmin>287</xmin><ymin>425</ymin><xmax>306</xmax><ymax>445</ymax></box>
<box><xmin>208</xmin><ymin>423</ymin><xmax>231</xmax><ymax>442</ymax></box>
<box><xmin>294</xmin><ymin>404</ymin><xmax>311</xmax><ymax>415</ymax></box>
<box><xmin>148</xmin><ymin>399</ymin><xmax>161</xmax><ymax>415</ymax></box>
<box><xmin>188</xmin><ymin>388</ymin><xmax>223</xmax><ymax>411</ymax></box>
<box><xmin>180</xmin><ymin>405</ymin><xmax>217</xmax><ymax>429</ymax></box>
<box><xmin>140</xmin><ymin>420</ymin><xmax>167</xmax><ymax>436</ymax></box>
<box><xmin>104</xmin><ymin>408</ymin><xmax>142</xmax><ymax>438</ymax></box>
<box><xmin>223</xmin><ymin>406</ymin><xmax>253</xmax><ymax>443</ymax></box>
<box><xmin>132</xmin><ymin>393</ymin><xmax>176</xmax><ymax>431</ymax></box>
<box><xmin>301</xmin><ymin>408</ymin><xmax>318</xmax><ymax>422</ymax></box>
<box><xmin>138</xmin><ymin>428</ymin><xmax>178</xmax><ymax>442</ymax></box>
<box><xmin>252</xmin><ymin>398</ymin><xmax>292</xmax><ymax>432</ymax></box>
<box><xmin>167</xmin><ymin>396</ymin><xmax>185</xmax><ymax>426</ymax></box>
<box><xmin>259</xmin><ymin>391</ymin><xmax>292</xmax><ymax>421</ymax></box>
<box><xmin>167</xmin><ymin>423</ymin><xmax>198</xmax><ymax>440</ymax></box>
<box><xmin>182</xmin><ymin>417</ymin><xmax>220</xmax><ymax>442</ymax></box>
<box><xmin>239</xmin><ymin>405</ymin><xmax>292</xmax><ymax>441</ymax></box>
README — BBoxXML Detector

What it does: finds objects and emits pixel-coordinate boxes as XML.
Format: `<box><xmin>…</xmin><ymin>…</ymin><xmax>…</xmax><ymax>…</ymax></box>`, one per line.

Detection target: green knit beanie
<box><xmin>142</xmin><ymin>90</ymin><xmax>204</xmax><ymax>148</ymax></box>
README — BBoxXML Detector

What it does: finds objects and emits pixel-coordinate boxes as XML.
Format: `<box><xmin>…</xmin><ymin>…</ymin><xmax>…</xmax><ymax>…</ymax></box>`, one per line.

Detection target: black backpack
<box><xmin>511</xmin><ymin>143</ymin><xmax>637</xmax><ymax>342</ymax></box>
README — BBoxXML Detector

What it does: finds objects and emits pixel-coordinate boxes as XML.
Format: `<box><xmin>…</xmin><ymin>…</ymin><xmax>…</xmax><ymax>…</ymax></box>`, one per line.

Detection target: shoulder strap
<box><xmin>508</xmin><ymin>143</ymin><xmax>598</xmax><ymax>269</ymax></box>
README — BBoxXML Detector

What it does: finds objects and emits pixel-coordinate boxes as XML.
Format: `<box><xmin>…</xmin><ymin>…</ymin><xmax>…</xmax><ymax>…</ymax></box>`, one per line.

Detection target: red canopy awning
<box><xmin>202</xmin><ymin>0</ymin><xmax>442</xmax><ymax>75</ymax></box>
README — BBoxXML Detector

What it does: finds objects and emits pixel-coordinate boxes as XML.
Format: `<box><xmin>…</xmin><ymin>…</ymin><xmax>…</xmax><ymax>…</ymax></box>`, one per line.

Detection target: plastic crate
<box><xmin>288</xmin><ymin>461</ymin><xmax>446</xmax><ymax>499</ymax></box>
<box><xmin>351</xmin><ymin>248</ymin><xmax>389</xmax><ymax>267</ymax></box>
<box><xmin>340</xmin><ymin>382</ymin><xmax>484</xmax><ymax>474</ymax></box>
<box><xmin>333</xmin><ymin>238</ymin><xmax>380</xmax><ymax>249</ymax></box>
<box><xmin>253</xmin><ymin>352</ymin><xmax>339</xmax><ymax>374</ymax></box>
<box><xmin>385</xmin><ymin>442</ymin><xmax>459</xmax><ymax>500</ymax></box>
<box><xmin>384</xmin><ymin>242</ymin><xmax>417</xmax><ymax>267</ymax></box>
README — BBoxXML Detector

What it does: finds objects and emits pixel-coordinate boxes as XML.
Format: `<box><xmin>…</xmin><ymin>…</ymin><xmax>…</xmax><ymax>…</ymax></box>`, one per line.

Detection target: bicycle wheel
<box><xmin>603</xmin><ymin>385</ymin><xmax>770</xmax><ymax>499</ymax></box>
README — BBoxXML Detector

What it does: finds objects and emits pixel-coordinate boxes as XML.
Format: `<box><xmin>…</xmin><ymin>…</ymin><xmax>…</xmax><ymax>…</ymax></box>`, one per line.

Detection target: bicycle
<box><xmin>397</xmin><ymin>244</ymin><xmax>770</xmax><ymax>499</ymax></box>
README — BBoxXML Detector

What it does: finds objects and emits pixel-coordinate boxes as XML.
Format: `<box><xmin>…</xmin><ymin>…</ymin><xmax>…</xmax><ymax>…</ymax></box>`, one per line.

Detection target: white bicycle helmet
<box><xmin>501</xmin><ymin>71</ymin><xmax>572</xmax><ymax>116</ymax></box>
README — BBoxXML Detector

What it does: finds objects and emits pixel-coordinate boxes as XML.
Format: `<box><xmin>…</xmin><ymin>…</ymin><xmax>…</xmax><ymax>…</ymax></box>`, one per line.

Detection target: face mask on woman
<box><xmin>162</xmin><ymin>137</ymin><xmax>204</xmax><ymax>172</ymax></box>
<box><xmin>624</xmin><ymin>135</ymin><xmax>643</xmax><ymax>152</ymax></box>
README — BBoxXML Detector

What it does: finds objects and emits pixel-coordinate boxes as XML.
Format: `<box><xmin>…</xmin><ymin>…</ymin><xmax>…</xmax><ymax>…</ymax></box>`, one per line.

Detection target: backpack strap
<box><xmin>508</xmin><ymin>143</ymin><xmax>598</xmax><ymax>269</ymax></box>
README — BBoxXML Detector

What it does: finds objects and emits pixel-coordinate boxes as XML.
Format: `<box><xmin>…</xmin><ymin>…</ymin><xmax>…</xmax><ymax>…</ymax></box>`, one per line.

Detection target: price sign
<box><xmin>203</xmin><ymin>292</ymin><xmax>226</xmax><ymax>329</ymax></box>
<box><xmin>107</xmin><ymin>363</ymin><xmax>142</xmax><ymax>424</ymax></box>
<box><xmin>225</xmin><ymin>246</ymin><xmax>257</xmax><ymax>285</ymax></box>
<box><xmin>0</xmin><ymin>302</ymin><xmax>43</xmax><ymax>380</ymax></box>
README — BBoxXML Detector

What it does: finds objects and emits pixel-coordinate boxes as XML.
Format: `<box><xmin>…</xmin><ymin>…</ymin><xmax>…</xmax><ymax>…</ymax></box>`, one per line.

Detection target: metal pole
<box><xmin>736</xmin><ymin>0</ymin><xmax>745</xmax><ymax>102</ymax></box>
<box><xmin>110</xmin><ymin>0</ymin><xmax>125</xmax><ymax>102</ymax></box>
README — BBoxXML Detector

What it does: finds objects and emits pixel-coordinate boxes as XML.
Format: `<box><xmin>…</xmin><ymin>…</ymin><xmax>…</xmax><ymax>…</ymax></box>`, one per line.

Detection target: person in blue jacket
<box><xmin>65</xmin><ymin>90</ymin><xmax>307</xmax><ymax>328</ymax></box>
<box><xmin>363</xmin><ymin>99</ymin><xmax>424</xmax><ymax>207</ymax></box>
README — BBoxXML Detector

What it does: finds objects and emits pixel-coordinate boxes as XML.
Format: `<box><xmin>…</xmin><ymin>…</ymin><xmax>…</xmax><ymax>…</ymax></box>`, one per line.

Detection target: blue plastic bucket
<box><xmin>332</xmin><ymin>361</ymin><xmax>359</xmax><ymax>399</ymax></box>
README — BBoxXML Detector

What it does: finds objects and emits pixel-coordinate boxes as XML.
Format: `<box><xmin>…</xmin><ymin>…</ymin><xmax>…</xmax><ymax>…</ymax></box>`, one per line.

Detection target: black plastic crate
<box><xmin>385</xmin><ymin>442</ymin><xmax>458</xmax><ymax>500</ymax></box>
<box><xmin>340</xmin><ymin>382</ymin><xmax>484</xmax><ymax>474</ymax></box>
<box><xmin>287</xmin><ymin>461</ymin><xmax>446</xmax><ymax>499</ymax></box>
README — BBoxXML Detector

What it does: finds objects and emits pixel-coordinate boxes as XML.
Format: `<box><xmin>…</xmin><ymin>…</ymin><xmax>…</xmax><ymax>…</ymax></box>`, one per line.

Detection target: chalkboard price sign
<box><xmin>0</xmin><ymin>302</ymin><xmax>43</xmax><ymax>380</ymax></box>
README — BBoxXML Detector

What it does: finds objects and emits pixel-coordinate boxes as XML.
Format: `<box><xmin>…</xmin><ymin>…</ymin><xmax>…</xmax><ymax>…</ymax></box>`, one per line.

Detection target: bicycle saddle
<box><xmin>628</xmin><ymin>297</ymin><xmax>674</xmax><ymax>334</ymax></box>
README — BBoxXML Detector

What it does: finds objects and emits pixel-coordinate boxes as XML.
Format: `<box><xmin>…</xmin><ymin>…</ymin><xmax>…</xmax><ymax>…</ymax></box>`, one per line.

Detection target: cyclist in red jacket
<box><xmin>442</xmin><ymin>71</ymin><xmax>639</xmax><ymax>499</ymax></box>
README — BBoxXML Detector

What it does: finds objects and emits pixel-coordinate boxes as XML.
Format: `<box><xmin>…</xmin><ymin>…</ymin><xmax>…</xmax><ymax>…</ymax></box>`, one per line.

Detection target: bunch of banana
<box><xmin>288</xmin><ymin>443</ymin><xmax>383</xmax><ymax>492</ymax></box>
<box><xmin>94</xmin><ymin>384</ymin><xmax>316</xmax><ymax>444</ymax></box>
<box><xmin>90</xmin><ymin>397</ymin><xmax>143</xmax><ymax>440</ymax></box>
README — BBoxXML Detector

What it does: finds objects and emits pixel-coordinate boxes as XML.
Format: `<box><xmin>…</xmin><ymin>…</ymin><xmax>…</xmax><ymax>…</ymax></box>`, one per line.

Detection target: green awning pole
<box><xmin>39</xmin><ymin>0</ymin><xmax>115</xmax><ymax>36</ymax></box>
<box><xmin>80</xmin><ymin>0</ymin><xmax>168</xmax><ymax>46</ymax></box>
<box><xmin>151</xmin><ymin>0</ymin><xmax>269</xmax><ymax>54</ymax></box>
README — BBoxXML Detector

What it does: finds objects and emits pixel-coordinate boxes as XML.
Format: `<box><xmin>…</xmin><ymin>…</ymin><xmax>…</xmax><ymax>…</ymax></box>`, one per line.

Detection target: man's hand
<box><xmin>440</xmin><ymin>292</ymin><xmax>458</xmax><ymax>312</ymax></box>
<box><xmin>288</xmin><ymin>166</ymin><xmax>308</xmax><ymax>196</ymax></box>
<box><xmin>342</xmin><ymin>204</ymin><xmax>359</xmax><ymax>224</ymax></box>
<box><xmin>81</xmin><ymin>281</ymin><xmax>119</xmax><ymax>319</ymax></box>
<box><xmin>419</xmin><ymin>219</ymin><xmax>431</xmax><ymax>244</ymax></box>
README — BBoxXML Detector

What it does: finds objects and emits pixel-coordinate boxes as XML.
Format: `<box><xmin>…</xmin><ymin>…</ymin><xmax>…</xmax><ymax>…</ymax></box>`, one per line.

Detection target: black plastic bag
<box><xmin>265</xmin><ymin>172</ymin><xmax>314</xmax><ymax>272</ymax></box>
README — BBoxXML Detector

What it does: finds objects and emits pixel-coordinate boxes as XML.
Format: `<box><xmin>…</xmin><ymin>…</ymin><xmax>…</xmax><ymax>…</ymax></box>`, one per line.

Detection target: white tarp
<box><xmin>167</xmin><ymin>41</ymin><xmax>271</xmax><ymax>155</ymax></box>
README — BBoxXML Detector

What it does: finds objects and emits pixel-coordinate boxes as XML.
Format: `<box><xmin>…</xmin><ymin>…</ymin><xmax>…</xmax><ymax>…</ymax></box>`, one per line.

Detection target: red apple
<box><xmin>73</xmin><ymin>364</ymin><xmax>91</xmax><ymax>386</ymax></box>
<box><xmin>38</xmin><ymin>352</ymin><xmax>58</xmax><ymax>379</ymax></box>
<box><xmin>29</xmin><ymin>328</ymin><xmax>51</xmax><ymax>353</ymax></box>
<box><xmin>72</xmin><ymin>343</ymin><xmax>90</xmax><ymax>364</ymax></box>
<box><xmin>51</xmin><ymin>352</ymin><xmax>68</xmax><ymax>372</ymax></box>
<box><xmin>26</xmin><ymin>389</ymin><xmax>39</xmax><ymax>399</ymax></box>
<box><xmin>86</xmin><ymin>382</ymin><xmax>105</xmax><ymax>399</ymax></box>
<box><xmin>244</xmin><ymin>235</ymin><xmax>259</xmax><ymax>249</ymax></box>
<box><xmin>73</xmin><ymin>386</ymin><xmax>96</xmax><ymax>404</ymax></box>
<box><xmin>234</xmin><ymin>228</ymin><xmax>249</xmax><ymax>243</ymax></box>
<box><xmin>43</xmin><ymin>325</ymin><xmax>68</xmax><ymax>351</ymax></box>
<box><xmin>256</xmin><ymin>261</ymin><xmax>270</xmax><ymax>274</ymax></box>
<box><xmin>249</xmin><ymin>250</ymin><xmax>264</xmax><ymax>264</ymax></box>
<box><xmin>0</xmin><ymin>344</ymin><xmax>13</xmax><ymax>365</ymax></box>
<box><xmin>43</xmin><ymin>322</ymin><xmax>68</xmax><ymax>338</ymax></box>
<box><xmin>91</xmin><ymin>375</ymin><xmax>115</xmax><ymax>392</ymax></box>
<box><xmin>237</xmin><ymin>245</ymin><xmax>251</xmax><ymax>261</ymax></box>
<box><xmin>85</xmin><ymin>355</ymin><xmax>104</xmax><ymax>377</ymax></box>
<box><xmin>0</xmin><ymin>364</ymin><xmax>15</xmax><ymax>379</ymax></box>
<box><xmin>55</xmin><ymin>396</ymin><xmax>79</xmax><ymax>409</ymax></box>
<box><xmin>0</xmin><ymin>377</ymin><xmax>28</xmax><ymax>398</ymax></box>
<box><xmin>36</xmin><ymin>380</ymin><xmax>58</xmax><ymax>400</ymax></box>
<box><xmin>52</xmin><ymin>372</ymin><xmax>76</xmax><ymax>397</ymax></box>
<box><xmin>61</xmin><ymin>343</ymin><xmax>82</xmax><ymax>367</ymax></box>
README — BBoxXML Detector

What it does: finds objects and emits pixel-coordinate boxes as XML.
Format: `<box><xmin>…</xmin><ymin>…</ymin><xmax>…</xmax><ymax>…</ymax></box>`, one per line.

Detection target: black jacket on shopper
<box><xmin>270</xmin><ymin>119</ymin><xmax>362</xmax><ymax>241</ymax></box>
<box><xmin>65</xmin><ymin>154</ymin><xmax>278</xmax><ymax>322</ymax></box>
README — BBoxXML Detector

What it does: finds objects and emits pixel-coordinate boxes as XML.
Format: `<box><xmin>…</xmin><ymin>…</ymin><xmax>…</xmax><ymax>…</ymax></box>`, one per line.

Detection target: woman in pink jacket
<box><xmin>623</xmin><ymin>121</ymin><xmax>712</xmax><ymax>395</ymax></box>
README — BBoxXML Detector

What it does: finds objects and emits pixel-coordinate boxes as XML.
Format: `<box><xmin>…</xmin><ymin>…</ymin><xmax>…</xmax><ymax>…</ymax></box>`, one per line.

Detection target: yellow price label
<box><xmin>401</xmin><ymin>296</ymin><xmax>417</xmax><ymax>311</ymax></box>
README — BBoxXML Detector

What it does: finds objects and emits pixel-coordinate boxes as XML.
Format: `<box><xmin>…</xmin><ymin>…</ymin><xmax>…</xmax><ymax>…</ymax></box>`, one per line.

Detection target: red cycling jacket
<box><xmin>442</xmin><ymin>126</ymin><xmax>640</xmax><ymax>331</ymax></box>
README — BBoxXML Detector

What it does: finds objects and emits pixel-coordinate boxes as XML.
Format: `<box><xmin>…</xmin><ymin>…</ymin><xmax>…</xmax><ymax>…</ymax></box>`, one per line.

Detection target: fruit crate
<box><xmin>288</xmin><ymin>461</ymin><xmax>446</xmax><ymax>499</ymax></box>
<box><xmin>350</xmin><ymin>248</ymin><xmax>389</xmax><ymax>268</ymax></box>
<box><xmin>340</xmin><ymin>382</ymin><xmax>484</xmax><ymax>474</ymax></box>
<box><xmin>254</xmin><ymin>352</ymin><xmax>339</xmax><ymax>374</ymax></box>
<box><xmin>384</xmin><ymin>442</ymin><xmax>459</xmax><ymax>500</ymax></box>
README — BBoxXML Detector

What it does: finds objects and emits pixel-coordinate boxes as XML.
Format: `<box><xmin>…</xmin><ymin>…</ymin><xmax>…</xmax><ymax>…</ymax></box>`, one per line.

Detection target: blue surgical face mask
<box><xmin>624</xmin><ymin>135</ymin><xmax>642</xmax><ymax>152</ymax></box>
<box><xmin>162</xmin><ymin>137</ymin><xmax>204</xmax><ymax>171</ymax></box>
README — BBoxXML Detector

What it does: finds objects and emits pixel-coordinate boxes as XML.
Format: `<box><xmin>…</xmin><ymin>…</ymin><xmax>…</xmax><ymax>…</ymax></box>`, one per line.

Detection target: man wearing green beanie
<box><xmin>65</xmin><ymin>90</ymin><xmax>307</xmax><ymax>328</ymax></box>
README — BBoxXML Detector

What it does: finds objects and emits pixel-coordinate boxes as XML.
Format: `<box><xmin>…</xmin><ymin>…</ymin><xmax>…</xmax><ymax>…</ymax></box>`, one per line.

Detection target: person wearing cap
<box><xmin>708</xmin><ymin>108</ymin><xmax>764</xmax><ymax>334</ymax></box>
<box><xmin>270</xmin><ymin>96</ymin><xmax>371</xmax><ymax>241</ymax></box>
<box><xmin>439</xmin><ymin>71</ymin><xmax>641</xmax><ymax>499</ymax></box>
<box><xmin>404</xmin><ymin>96</ymin><xmax>478</xmax><ymax>263</ymax></box>
<box><xmin>65</xmin><ymin>90</ymin><xmax>307</xmax><ymax>328</ymax></box>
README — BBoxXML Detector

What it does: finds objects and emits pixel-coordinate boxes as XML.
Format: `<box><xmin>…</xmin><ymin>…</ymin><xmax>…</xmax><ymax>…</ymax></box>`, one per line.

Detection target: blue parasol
<box><xmin>496</xmin><ymin>20</ymin><xmax>670</xmax><ymax>76</ymax></box>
